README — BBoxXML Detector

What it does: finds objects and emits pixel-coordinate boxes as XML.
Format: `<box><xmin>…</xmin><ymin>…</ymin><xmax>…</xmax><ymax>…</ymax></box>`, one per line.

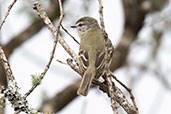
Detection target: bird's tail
<box><xmin>77</xmin><ymin>67</ymin><xmax>96</xmax><ymax>96</ymax></box>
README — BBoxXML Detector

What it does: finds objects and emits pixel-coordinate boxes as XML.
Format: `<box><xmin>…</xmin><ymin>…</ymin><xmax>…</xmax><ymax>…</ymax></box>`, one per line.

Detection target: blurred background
<box><xmin>0</xmin><ymin>0</ymin><xmax>171</xmax><ymax>114</ymax></box>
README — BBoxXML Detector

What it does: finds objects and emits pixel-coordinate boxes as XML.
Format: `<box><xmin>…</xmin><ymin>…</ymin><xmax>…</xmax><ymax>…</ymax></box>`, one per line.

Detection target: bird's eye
<box><xmin>78</xmin><ymin>23</ymin><xmax>83</xmax><ymax>27</ymax></box>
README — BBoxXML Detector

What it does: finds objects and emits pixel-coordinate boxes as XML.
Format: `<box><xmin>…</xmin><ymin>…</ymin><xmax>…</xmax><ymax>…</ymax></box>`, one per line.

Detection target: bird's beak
<box><xmin>70</xmin><ymin>25</ymin><xmax>77</xmax><ymax>28</ymax></box>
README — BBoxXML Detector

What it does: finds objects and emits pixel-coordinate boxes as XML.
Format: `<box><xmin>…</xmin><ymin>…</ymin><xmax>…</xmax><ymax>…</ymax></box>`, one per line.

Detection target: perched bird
<box><xmin>71</xmin><ymin>17</ymin><xmax>114</xmax><ymax>96</ymax></box>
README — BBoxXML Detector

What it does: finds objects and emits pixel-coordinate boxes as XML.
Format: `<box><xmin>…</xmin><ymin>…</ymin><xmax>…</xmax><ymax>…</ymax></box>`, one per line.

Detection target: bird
<box><xmin>71</xmin><ymin>16</ymin><xmax>114</xmax><ymax>96</ymax></box>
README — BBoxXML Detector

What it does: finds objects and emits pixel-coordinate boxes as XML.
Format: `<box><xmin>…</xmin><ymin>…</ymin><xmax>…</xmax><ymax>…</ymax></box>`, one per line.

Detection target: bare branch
<box><xmin>0</xmin><ymin>0</ymin><xmax>17</xmax><ymax>30</ymax></box>
<box><xmin>25</xmin><ymin>0</ymin><xmax>65</xmax><ymax>97</ymax></box>
<box><xmin>0</xmin><ymin>46</ymin><xmax>15</xmax><ymax>81</ymax></box>
<box><xmin>33</xmin><ymin>2</ymin><xmax>77</xmax><ymax>61</ymax></box>
<box><xmin>56</xmin><ymin>59</ymin><xmax>68</xmax><ymax>65</ymax></box>
<box><xmin>40</xmin><ymin>0</ymin><xmax>64</xmax><ymax>80</ymax></box>
<box><xmin>98</xmin><ymin>0</ymin><xmax>106</xmax><ymax>36</ymax></box>
<box><xmin>106</xmin><ymin>72</ymin><xmax>119</xmax><ymax>114</ymax></box>
<box><xmin>0</xmin><ymin>46</ymin><xmax>38</xmax><ymax>113</ymax></box>
<box><xmin>110</xmin><ymin>72</ymin><xmax>138</xmax><ymax>110</ymax></box>
<box><xmin>99</xmin><ymin>82</ymin><xmax>137</xmax><ymax>114</ymax></box>
<box><xmin>98</xmin><ymin>0</ymin><xmax>119</xmax><ymax>113</ymax></box>
<box><xmin>36</xmin><ymin>0</ymin><xmax>169</xmax><ymax>113</ymax></box>
<box><xmin>97</xmin><ymin>0</ymin><xmax>138</xmax><ymax>113</ymax></box>
<box><xmin>61</xmin><ymin>24</ymin><xmax>80</xmax><ymax>44</ymax></box>
<box><xmin>66</xmin><ymin>58</ymin><xmax>82</xmax><ymax>75</ymax></box>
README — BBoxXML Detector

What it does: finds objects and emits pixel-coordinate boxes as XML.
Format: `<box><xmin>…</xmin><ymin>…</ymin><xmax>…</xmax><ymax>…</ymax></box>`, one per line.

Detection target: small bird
<box><xmin>71</xmin><ymin>17</ymin><xmax>114</xmax><ymax>96</ymax></box>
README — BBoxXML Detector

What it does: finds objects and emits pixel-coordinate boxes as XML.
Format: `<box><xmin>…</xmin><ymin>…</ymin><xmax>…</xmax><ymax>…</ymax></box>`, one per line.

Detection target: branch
<box><xmin>0</xmin><ymin>46</ymin><xmax>39</xmax><ymax>113</ymax></box>
<box><xmin>106</xmin><ymin>72</ymin><xmax>119</xmax><ymax>114</ymax></box>
<box><xmin>97</xmin><ymin>0</ymin><xmax>138</xmax><ymax>113</ymax></box>
<box><xmin>0</xmin><ymin>46</ymin><xmax>15</xmax><ymax>81</ymax></box>
<box><xmin>37</xmin><ymin>0</ymin><xmax>169</xmax><ymax>113</ymax></box>
<box><xmin>3</xmin><ymin>0</ymin><xmax>66</xmax><ymax>56</ymax></box>
<box><xmin>61</xmin><ymin>24</ymin><xmax>80</xmax><ymax>45</ymax></box>
<box><xmin>33</xmin><ymin>2</ymin><xmax>77</xmax><ymax>61</ymax></box>
<box><xmin>0</xmin><ymin>0</ymin><xmax>67</xmax><ymax>93</ymax></box>
<box><xmin>110</xmin><ymin>72</ymin><xmax>138</xmax><ymax>110</ymax></box>
<box><xmin>40</xmin><ymin>59</ymin><xmax>138</xmax><ymax>114</ymax></box>
<box><xmin>98</xmin><ymin>0</ymin><xmax>106</xmax><ymax>37</ymax></box>
<box><xmin>99</xmin><ymin>83</ymin><xmax>137</xmax><ymax>114</ymax></box>
<box><xmin>0</xmin><ymin>0</ymin><xmax>17</xmax><ymax>30</ymax></box>
<box><xmin>25</xmin><ymin>0</ymin><xmax>65</xmax><ymax>97</ymax></box>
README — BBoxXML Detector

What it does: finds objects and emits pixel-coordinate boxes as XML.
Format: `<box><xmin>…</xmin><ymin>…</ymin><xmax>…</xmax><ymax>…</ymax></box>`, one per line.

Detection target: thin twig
<box><xmin>56</xmin><ymin>59</ymin><xmax>68</xmax><ymax>65</ymax></box>
<box><xmin>61</xmin><ymin>24</ymin><xmax>80</xmax><ymax>44</ymax></box>
<box><xmin>110</xmin><ymin>71</ymin><xmax>129</xmax><ymax>90</ymax></box>
<box><xmin>25</xmin><ymin>0</ymin><xmax>64</xmax><ymax>97</ymax></box>
<box><xmin>98</xmin><ymin>0</ymin><xmax>105</xmax><ymax>31</ymax></box>
<box><xmin>66</xmin><ymin>58</ymin><xmax>103</xmax><ymax>84</ymax></box>
<box><xmin>99</xmin><ymin>81</ymin><xmax>138</xmax><ymax>114</ymax></box>
<box><xmin>66</xmin><ymin>58</ymin><xmax>82</xmax><ymax>75</ymax></box>
<box><xmin>97</xmin><ymin>0</ymin><xmax>138</xmax><ymax>113</ymax></box>
<box><xmin>98</xmin><ymin>0</ymin><xmax>118</xmax><ymax>113</ymax></box>
<box><xmin>40</xmin><ymin>0</ymin><xmax>64</xmax><ymax>77</ymax></box>
<box><xmin>98</xmin><ymin>0</ymin><xmax>107</xmax><ymax>38</ymax></box>
<box><xmin>109</xmin><ymin>71</ymin><xmax>138</xmax><ymax>110</ymax></box>
<box><xmin>0</xmin><ymin>45</ymin><xmax>38</xmax><ymax>113</ymax></box>
<box><xmin>66</xmin><ymin>57</ymin><xmax>138</xmax><ymax>114</ymax></box>
<box><xmin>58</xmin><ymin>34</ymin><xmax>78</xmax><ymax>61</ymax></box>
<box><xmin>33</xmin><ymin>2</ymin><xmax>77</xmax><ymax>61</ymax></box>
<box><xmin>0</xmin><ymin>0</ymin><xmax>17</xmax><ymax>30</ymax></box>
<box><xmin>0</xmin><ymin>26</ymin><xmax>38</xmax><ymax>113</ymax></box>
<box><xmin>106</xmin><ymin>72</ymin><xmax>119</xmax><ymax>114</ymax></box>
